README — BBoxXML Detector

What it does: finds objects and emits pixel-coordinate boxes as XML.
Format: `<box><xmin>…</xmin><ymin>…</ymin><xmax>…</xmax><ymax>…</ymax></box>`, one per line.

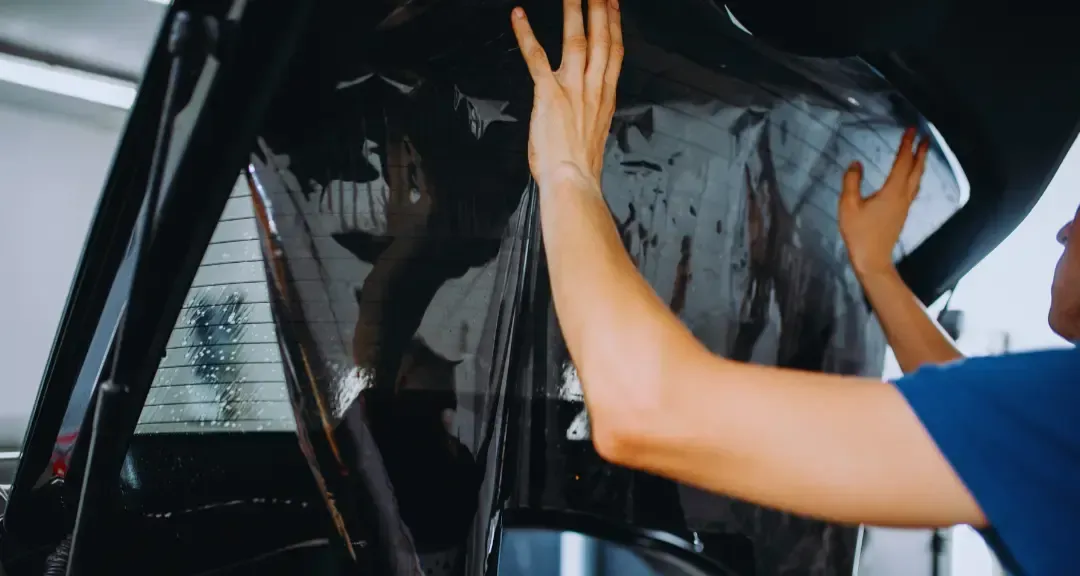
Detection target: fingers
<box><xmin>512</xmin><ymin>8</ymin><xmax>555</xmax><ymax>86</ymax></box>
<box><xmin>907</xmin><ymin>138</ymin><xmax>930</xmax><ymax>200</ymax></box>
<box><xmin>602</xmin><ymin>0</ymin><xmax>624</xmax><ymax>111</ymax></box>
<box><xmin>840</xmin><ymin>161</ymin><xmax>864</xmax><ymax>211</ymax></box>
<box><xmin>883</xmin><ymin>127</ymin><xmax>917</xmax><ymax>191</ymax></box>
<box><xmin>561</xmin><ymin>0</ymin><xmax>587</xmax><ymax>75</ymax></box>
<box><xmin>585</xmin><ymin>0</ymin><xmax>610</xmax><ymax>92</ymax></box>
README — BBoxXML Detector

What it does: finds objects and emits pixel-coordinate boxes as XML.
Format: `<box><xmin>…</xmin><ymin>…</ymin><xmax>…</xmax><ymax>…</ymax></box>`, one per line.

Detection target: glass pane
<box><xmin>136</xmin><ymin>178</ymin><xmax>294</xmax><ymax>434</ymax></box>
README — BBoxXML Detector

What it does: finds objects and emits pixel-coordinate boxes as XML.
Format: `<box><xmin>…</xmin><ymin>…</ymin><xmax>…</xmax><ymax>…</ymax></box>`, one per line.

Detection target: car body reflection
<box><xmin>500</xmin><ymin>529</ymin><xmax>730</xmax><ymax>576</ymax></box>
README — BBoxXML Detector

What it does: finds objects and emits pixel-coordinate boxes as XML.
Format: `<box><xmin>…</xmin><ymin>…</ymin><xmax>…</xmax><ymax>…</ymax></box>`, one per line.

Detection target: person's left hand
<box><xmin>511</xmin><ymin>0</ymin><xmax>624</xmax><ymax>189</ymax></box>
<box><xmin>839</xmin><ymin>128</ymin><xmax>929</xmax><ymax>277</ymax></box>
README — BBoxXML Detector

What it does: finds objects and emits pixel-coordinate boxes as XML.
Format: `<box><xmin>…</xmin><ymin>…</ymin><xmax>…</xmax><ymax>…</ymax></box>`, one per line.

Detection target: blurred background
<box><xmin>0</xmin><ymin>0</ymin><xmax>163</xmax><ymax>455</ymax></box>
<box><xmin>0</xmin><ymin>1</ymin><xmax>1072</xmax><ymax>574</ymax></box>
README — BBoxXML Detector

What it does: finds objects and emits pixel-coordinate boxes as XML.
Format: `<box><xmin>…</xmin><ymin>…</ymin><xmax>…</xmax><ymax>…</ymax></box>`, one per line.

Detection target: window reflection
<box><xmin>499</xmin><ymin>529</ymin><xmax>723</xmax><ymax>576</ymax></box>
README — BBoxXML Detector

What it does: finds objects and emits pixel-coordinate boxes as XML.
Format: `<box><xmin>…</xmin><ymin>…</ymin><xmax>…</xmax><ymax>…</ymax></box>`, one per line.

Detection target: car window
<box><xmin>137</xmin><ymin>178</ymin><xmax>294</xmax><ymax>434</ymax></box>
<box><xmin>521</xmin><ymin>34</ymin><xmax>969</xmax><ymax>576</ymax></box>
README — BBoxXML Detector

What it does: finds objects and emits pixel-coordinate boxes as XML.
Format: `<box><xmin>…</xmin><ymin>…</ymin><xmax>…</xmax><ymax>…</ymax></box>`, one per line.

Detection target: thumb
<box><xmin>840</xmin><ymin>161</ymin><xmax>864</xmax><ymax>213</ymax></box>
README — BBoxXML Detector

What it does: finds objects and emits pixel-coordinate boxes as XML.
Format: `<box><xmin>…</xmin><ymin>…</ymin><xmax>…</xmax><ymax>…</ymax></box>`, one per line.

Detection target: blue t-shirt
<box><xmin>893</xmin><ymin>347</ymin><xmax>1079</xmax><ymax>576</ymax></box>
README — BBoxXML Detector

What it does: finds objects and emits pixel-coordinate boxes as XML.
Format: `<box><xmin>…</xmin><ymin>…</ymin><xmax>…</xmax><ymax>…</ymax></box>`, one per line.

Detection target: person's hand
<box><xmin>839</xmin><ymin>127</ymin><xmax>930</xmax><ymax>276</ymax></box>
<box><xmin>510</xmin><ymin>0</ymin><xmax>624</xmax><ymax>189</ymax></box>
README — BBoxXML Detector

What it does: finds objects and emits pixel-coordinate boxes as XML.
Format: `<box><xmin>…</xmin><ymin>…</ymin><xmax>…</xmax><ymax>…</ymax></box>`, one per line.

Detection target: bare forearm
<box><xmin>630</xmin><ymin>355</ymin><xmax>985</xmax><ymax>528</ymax></box>
<box><xmin>534</xmin><ymin>168</ymin><xmax>983</xmax><ymax>529</ymax></box>
<box><xmin>857</xmin><ymin>266</ymin><xmax>963</xmax><ymax>373</ymax></box>
<box><xmin>538</xmin><ymin>167</ymin><xmax>702</xmax><ymax>442</ymax></box>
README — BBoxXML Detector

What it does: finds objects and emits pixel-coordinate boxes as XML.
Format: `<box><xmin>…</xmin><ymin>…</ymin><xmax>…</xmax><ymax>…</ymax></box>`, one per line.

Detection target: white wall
<box><xmin>0</xmin><ymin>84</ymin><xmax>124</xmax><ymax>447</ymax></box>
<box><xmin>951</xmin><ymin>138</ymin><xmax>1080</xmax><ymax>353</ymax></box>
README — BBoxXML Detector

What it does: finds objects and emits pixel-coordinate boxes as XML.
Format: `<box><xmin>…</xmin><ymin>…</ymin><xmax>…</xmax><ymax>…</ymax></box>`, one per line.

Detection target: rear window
<box><xmin>138</xmin><ymin>178</ymin><xmax>294</xmax><ymax>434</ymax></box>
<box><xmin>138</xmin><ymin>98</ymin><xmax>969</xmax><ymax>438</ymax></box>
<box><xmin>125</xmin><ymin>11</ymin><xmax>971</xmax><ymax>575</ymax></box>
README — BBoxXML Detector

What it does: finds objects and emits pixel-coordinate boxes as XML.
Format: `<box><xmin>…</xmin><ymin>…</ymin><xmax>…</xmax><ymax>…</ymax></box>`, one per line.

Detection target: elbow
<box><xmin>589</xmin><ymin>372</ymin><xmax>684</xmax><ymax>470</ymax></box>
<box><xmin>580</xmin><ymin>324</ymin><xmax>696</xmax><ymax>469</ymax></box>
<box><xmin>590</xmin><ymin>403</ymin><xmax>648</xmax><ymax>468</ymax></box>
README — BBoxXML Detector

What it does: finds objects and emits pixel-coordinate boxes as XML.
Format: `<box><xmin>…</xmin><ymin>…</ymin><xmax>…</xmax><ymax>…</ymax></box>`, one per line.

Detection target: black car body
<box><xmin>1</xmin><ymin>0</ymin><xmax>1078</xmax><ymax>575</ymax></box>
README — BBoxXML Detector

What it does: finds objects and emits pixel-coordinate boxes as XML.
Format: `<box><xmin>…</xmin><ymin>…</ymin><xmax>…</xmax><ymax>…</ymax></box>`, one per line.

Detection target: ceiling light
<box><xmin>145</xmin><ymin>0</ymin><xmax>171</xmax><ymax>4</ymax></box>
<box><xmin>0</xmin><ymin>53</ymin><xmax>137</xmax><ymax>109</ymax></box>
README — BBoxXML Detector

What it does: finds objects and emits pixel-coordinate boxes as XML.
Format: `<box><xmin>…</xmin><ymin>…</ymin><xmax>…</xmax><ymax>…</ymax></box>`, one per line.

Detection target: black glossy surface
<box><xmin>116</xmin><ymin>433</ymin><xmax>335</xmax><ymax>575</ymax></box>
<box><xmin>240</xmin><ymin>0</ymin><xmax>963</xmax><ymax>575</ymax></box>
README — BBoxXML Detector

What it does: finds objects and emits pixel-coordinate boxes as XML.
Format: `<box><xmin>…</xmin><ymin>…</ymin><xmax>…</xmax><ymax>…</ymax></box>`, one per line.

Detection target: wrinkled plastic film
<box><xmin>246</xmin><ymin>160</ymin><xmax>426</xmax><ymax>576</ymax></box>
<box><xmin>249</xmin><ymin>63</ymin><xmax>535</xmax><ymax>573</ymax></box>
<box><xmin>244</xmin><ymin>1</ymin><xmax>967</xmax><ymax>575</ymax></box>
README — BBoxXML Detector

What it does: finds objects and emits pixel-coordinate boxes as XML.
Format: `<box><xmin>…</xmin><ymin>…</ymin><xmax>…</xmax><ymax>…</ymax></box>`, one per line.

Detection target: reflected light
<box><xmin>926</xmin><ymin>121</ymin><xmax>971</xmax><ymax>207</ymax></box>
<box><xmin>723</xmin><ymin>5</ymin><xmax>753</xmax><ymax>35</ymax></box>
<box><xmin>560</xmin><ymin>531</ymin><xmax>591</xmax><ymax>576</ymax></box>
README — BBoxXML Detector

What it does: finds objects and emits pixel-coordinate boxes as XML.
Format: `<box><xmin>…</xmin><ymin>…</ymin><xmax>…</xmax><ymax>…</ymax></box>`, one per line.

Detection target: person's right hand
<box><xmin>839</xmin><ymin>127</ymin><xmax>930</xmax><ymax>276</ymax></box>
<box><xmin>510</xmin><ymin>0</ymin><xmax>623</xmax><ymax>190</ymax></box>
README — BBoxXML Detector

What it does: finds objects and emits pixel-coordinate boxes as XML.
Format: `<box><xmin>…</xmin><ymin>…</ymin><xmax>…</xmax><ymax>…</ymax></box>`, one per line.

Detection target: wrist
<box><xmin>854</xmin><ymin>262</ymin><xmax>902</xmax><ymax>286</ymax></box>
<box><xmin>537</xmin><ymin>162</ymin><xmax>600</xmax><ymax>195</ymax></box>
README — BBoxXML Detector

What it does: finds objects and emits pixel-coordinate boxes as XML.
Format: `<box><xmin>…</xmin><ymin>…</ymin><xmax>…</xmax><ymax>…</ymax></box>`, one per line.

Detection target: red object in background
<box><xmin>50</xmin><ymin>431</ymin><xmax>79</xmax><ymax>478</ymax></box>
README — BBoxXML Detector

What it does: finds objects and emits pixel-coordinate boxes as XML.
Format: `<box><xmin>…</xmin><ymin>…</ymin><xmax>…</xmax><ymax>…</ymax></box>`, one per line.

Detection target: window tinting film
<box><xmin>243</xmin><ymin>63</ymin><xmax>534</xmax><ymax>571</ymax></box>
<box><xmin>128</xmin><ymin>1</ymin><xmax>971</xmax><ymax>574</ymax></box>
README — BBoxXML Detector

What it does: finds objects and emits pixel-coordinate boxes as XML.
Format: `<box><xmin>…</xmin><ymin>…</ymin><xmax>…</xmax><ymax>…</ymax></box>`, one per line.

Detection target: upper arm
<box><xmin>625</xmin><ymin>349</ymin><xmax>986</xmax><ymax>528</ymax></box>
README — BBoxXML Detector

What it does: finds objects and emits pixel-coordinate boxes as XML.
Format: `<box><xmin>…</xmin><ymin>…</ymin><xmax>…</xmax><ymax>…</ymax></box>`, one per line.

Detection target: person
<box><xmin>508</xmin><ymin>1</ymin><xmax>1079</xmax><ymax>574</ymax></box>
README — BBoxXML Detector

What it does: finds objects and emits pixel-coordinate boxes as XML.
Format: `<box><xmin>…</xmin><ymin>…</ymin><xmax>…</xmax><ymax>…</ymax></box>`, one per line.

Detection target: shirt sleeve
<box><xmin>892</xmin><ymin>347</ymin><xmax>1080</xmax><ymax>576</ymax></box>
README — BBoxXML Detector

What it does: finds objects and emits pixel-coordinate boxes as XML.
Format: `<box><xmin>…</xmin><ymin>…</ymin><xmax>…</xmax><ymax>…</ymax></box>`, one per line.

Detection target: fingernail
<box><xmin>850</xmin><ymin>161</ymin><xmax>862</xmax><ymax>174</ymax></box>
<box><xmin>610</xmin><ymin>0</ymin><xmax>620</xmax><ymax>9</ymax></box>
<box><xmin>512</xmin><ymin>6</ymin><xmax>525</xmax><ymax>19</ymax></box>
